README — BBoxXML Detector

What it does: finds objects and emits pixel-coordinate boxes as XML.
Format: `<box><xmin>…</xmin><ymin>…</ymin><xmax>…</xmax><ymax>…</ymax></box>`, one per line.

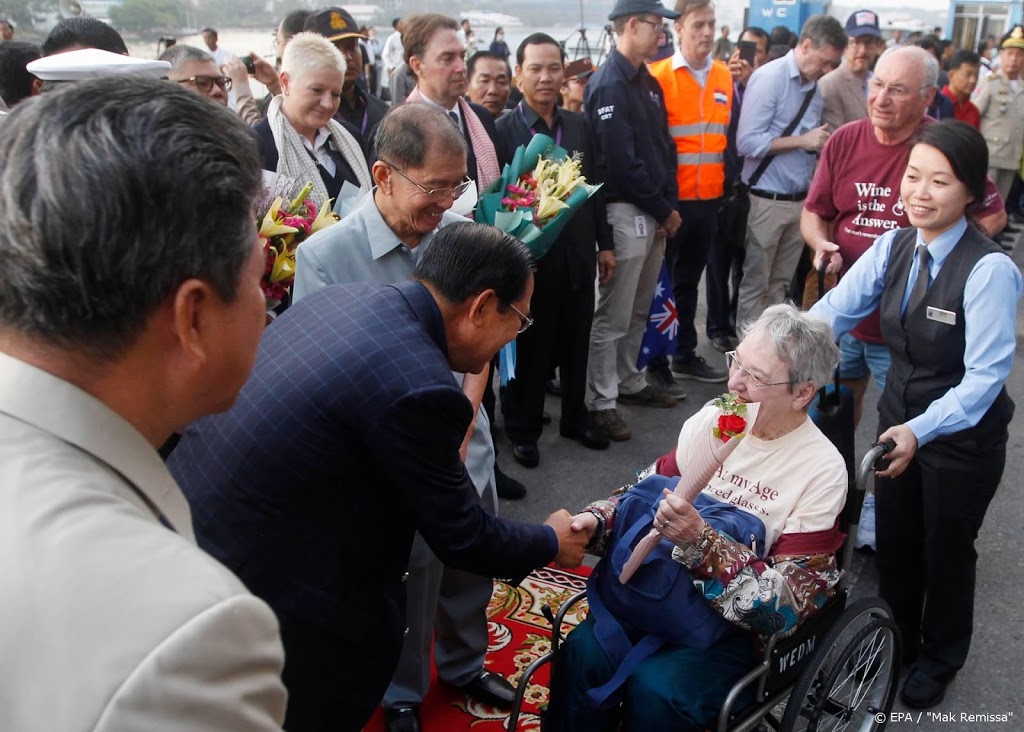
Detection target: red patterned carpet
<box><xmin>363</xmin><ymin>565</ymin><xmax>592</xmax><ymax>731</ymax></box>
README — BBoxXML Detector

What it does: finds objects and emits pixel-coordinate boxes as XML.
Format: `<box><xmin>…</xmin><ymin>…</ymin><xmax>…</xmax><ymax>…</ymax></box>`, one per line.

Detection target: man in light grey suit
<box><xmin>294</xmin><ymin>103</ymin><xmax>517</xmax><ymax>732</ymax></box>
<box><xmin>819</xmin><ymin>10</ymin><xmax>884</xmax><ymax>131</ymax></box>
<box><xmin>0</xmin><ymin>78</ymin><xmax>287</xmax><ymax>731</ymax></box>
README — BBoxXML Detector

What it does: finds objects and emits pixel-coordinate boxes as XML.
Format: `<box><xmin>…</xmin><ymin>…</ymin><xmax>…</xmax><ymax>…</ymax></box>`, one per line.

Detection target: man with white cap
<box><xmin>27</xmin><ymin>47</ymin><xmax>170</xmax><ymax>88</ymax></box>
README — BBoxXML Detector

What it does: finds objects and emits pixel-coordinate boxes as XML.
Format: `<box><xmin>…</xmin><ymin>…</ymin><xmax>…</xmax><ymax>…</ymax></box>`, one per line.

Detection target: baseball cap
<box><xmin>304</xmin><ymin>8</ymin><xmax>366</xmax><ymax>43</ymax></box>
<box><xmin>845</xmin><ymin>10</ymin><xmax>882</xmax><ymax>38</ymax></box>
<box><xmin>27</xmin><ymin>48</ymin><xmax>170</xmax><ymax>81</ymax></box>
<box><xmin>564</xmin><ymin>58</ymin><xmax>594</xmax><ymax>81</ymax></box>
<box><xmin>608</xmin><ymin>0</ymin><xmax>680</xmax><ymax>22</ymax></box>
<box><xmin>1001</xmin><ymin>25</ymin><xmax>1024</xmax><ymax>50</ymax></box>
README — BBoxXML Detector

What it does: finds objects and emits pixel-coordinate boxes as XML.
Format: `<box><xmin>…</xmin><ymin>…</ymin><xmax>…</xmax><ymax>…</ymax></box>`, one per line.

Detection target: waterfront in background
<box><xmin>126</xmin><ymin>25</ymin><xmax>615</xmax><ymax>62</ymax></box>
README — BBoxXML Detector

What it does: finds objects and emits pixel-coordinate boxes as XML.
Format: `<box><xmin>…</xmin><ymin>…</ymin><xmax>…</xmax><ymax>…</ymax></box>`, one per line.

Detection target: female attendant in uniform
<box><xmin>811</xmin><ymin>120</ymin><xmax>1021</xmax><ymax>709</ymax></box>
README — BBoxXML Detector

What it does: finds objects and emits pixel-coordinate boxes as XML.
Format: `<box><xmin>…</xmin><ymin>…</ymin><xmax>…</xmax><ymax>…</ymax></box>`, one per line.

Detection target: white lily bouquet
<box><xmin>475</xmin><ymin>133</ymin><xmax>602</xmax><ymax>259</ymax></box>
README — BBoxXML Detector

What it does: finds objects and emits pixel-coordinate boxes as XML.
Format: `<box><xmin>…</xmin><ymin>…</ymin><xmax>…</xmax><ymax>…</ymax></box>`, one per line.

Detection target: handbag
<box><xmin>584</xmin><ymin>475</ymin><xmax>766</xmax><ymax>708</ymax></box>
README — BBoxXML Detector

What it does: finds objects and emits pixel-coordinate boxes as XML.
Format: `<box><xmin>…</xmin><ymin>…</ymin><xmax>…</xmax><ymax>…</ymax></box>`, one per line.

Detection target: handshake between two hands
<box><xmin>543</xmin><ymin>510</ymin><xmax>595</xmax><ymax>568</ymax></box>
<box><xmin>543</xmin><ymin>487</ymin><xmax>705</xmax><ymax>569</ymax></box>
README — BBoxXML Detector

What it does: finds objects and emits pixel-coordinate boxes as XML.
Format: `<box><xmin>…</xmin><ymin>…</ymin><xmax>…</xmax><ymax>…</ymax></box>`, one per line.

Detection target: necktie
<box><xmin>448</xmin><ymin>111</ymin><xmax>460</xmax><ymax>129</ymax></box>
<box><xmin>903</xmin><ymin>244</ymin><xmax>931</xmax><ymax>321</ymax></box>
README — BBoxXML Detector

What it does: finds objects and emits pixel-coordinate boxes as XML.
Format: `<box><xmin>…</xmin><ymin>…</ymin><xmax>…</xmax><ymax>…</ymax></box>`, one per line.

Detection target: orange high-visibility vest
<box><xmin>649</xmin><ymin>56</ymin><xmax>733</xmax><ymax>201</ymax></box>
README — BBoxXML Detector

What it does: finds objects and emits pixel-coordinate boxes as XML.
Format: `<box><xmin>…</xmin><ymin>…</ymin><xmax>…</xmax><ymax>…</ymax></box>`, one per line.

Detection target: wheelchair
<box><xmin>507</xmin><ymin>442</ymin><xmax>902</xmax><ymax>732</ymax></box>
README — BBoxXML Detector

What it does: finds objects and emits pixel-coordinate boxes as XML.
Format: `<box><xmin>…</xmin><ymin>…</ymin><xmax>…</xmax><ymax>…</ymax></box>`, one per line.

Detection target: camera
<box><xmin>242</xmin><ymin>54</ymin><xmax>256</xmax><ymax>75</ymax></box>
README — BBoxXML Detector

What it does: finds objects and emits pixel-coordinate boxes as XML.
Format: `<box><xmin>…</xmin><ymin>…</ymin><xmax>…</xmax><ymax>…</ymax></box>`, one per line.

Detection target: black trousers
<box><xmin>503</xmin><ymin>251</ymin><xmax>595</xmax><ymax>444</ymax></box>
<box><xmin>664</xmin><ymin>199</ymin><xmax>721</xmax><ymax>359</ymax></box>
<box><xmin>705</xmin><ymin>217</ymin><xmax>745</xmax><ymax>340</ymax></box>
<box><xmin>874</xmin><ymin>438</ymin><xmax>1004</xmax><ymax>680</ymax></box>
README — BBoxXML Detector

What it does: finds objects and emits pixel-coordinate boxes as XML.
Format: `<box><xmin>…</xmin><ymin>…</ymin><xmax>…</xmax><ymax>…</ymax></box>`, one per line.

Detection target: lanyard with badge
<box><xmin>518</xmin><ymin>102</ymin><xmax>562</xmax><ymax>147</ymax></box>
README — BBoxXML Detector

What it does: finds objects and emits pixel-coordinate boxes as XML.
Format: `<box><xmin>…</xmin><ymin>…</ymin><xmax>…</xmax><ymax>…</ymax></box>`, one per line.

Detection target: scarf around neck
<box><xmin>267</xmin><ymin>94</ymin><xmax>373</xmax><ymax>208</ymax></box>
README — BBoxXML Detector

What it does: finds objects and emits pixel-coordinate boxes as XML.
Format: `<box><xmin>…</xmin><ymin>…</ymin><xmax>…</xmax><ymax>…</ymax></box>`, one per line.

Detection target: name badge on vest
<box><xmin>926</xmin><ymin>306</ymin><xmax>956</xmax><ymax>325</ymax></box>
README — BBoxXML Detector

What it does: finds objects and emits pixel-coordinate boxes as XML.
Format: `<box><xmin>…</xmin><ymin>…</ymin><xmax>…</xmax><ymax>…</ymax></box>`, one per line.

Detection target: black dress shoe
<box><xmin>900</xmin><ymin>668</ymin><xmax>951</xmax><ymax>709</ymax></box>
<box><xmin>512</xmin><ymin>442</ymin><xmax>540</xmax><ymax>468</ymax></box>
<box><xmin>495</xmin><ymin>466</ymin><xmax>527</xmax><ymax>499</ymax></box>
<box><xmin>385</xmin><ymin>705</ymin><xmax>421</xmax><ymax>732</ymax></box>
<box><xmin>560</xmin><ymin>423</ymin><xmax>610</xmax><ymax>450</ymax></box>
<box><xmin>457</xmin><ymin>670</ymin><xmax>517</xmax><ymax>709</ymax></box>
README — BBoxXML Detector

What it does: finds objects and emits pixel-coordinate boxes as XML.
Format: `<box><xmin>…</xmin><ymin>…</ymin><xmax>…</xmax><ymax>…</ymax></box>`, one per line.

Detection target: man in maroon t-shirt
<box><xmin>802</xmin><ymin>45</ymin><xmax>1005</xmax><ymax>422</ymax></box>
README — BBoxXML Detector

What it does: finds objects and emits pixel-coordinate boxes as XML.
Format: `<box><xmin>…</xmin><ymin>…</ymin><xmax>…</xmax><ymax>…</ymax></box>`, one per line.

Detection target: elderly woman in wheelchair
<box><xmin>547</xmin><ymin>304</ymin><xmax>849</xmax><ymax>731</ymax></box>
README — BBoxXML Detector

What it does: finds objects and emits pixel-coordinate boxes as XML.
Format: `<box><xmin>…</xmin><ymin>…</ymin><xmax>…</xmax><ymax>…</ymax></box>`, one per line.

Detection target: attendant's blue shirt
<box><xmin>811</xmin><ymin>217</ymin><xmax>1022</xmax><ymax>446</ymax></box>
<box><xmin>584</xmin><ymin>47</ymin><xmax>678</xmax><ymax>222</ymax></box>
<box><xmin>737</xmin><ymin>50</ymin><xmax>822</xmax><ymax>194</ymax></box>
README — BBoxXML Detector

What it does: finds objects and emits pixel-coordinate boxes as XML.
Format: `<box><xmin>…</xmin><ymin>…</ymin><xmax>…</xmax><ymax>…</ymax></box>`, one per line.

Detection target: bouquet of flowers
<box><xmin>476</xmin><ymin>133</ymin><xmax>602</xmax><ymax>259</ymax></box>
<box><xmin>257</xmin><ymin>181</ymin><xmax>340</xmax><ymax>313</ymax></box>
<box><xmin>618</xmin><ymin>394</ymin><xmax>757</xmax><ymax>584</ymax></box>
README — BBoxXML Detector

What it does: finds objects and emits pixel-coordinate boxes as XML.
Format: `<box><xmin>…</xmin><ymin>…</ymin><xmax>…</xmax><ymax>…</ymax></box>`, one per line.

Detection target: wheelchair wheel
<box><xmin>780</xmin><ymin>598</ymin><xmax>900</xmax><ymax>731</ymax></box>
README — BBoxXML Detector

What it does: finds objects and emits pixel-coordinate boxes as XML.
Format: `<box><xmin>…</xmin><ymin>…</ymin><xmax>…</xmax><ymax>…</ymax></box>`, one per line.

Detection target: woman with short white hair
<box><xmin>254</xmin><ymin>32</ymin><xmax>372</xmax><ymax>207</ymax></box>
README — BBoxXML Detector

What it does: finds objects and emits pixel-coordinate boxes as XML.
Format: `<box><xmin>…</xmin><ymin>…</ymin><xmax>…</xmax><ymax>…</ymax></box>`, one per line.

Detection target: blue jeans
<box><xmin>546</xmin><ymin>615</ymin><xmax>758</xmax><ymax>731</ymax></box>
<box><xmin>838</xmin><ymin>332</ymin><xmax>890</xmax><ymax>389</ymax></box>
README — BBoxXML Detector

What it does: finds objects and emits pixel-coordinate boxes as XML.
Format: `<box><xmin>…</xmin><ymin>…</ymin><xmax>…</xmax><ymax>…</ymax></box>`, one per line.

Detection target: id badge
<box><xmin>634</xmin><ymin>215</ymin><xmax>648</xmax><ymax>238</ymax></box>
<box><xmin>926</xmin><ymin>306</ymin><xmax>956</xmax><ymax>325</ymax></box>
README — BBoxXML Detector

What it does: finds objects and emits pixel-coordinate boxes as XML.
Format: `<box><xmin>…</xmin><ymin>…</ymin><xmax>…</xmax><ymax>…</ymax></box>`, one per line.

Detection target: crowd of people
<box><xmin>0</xmin><ymin>2</ymin><xmax>1020</xmax><ymax>731</ymax></box>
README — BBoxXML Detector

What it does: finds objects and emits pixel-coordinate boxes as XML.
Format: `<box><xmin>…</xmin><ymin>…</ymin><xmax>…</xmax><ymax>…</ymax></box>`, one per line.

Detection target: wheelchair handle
<box><xmin>857</xmin><ymin>440</ymin><xmax>895</xmax><ymax>491</ymax></box>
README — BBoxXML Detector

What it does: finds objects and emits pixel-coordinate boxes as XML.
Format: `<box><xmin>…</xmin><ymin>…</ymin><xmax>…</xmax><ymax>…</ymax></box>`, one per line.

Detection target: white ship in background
<box><xmin>459</xmin><ymin>11</ymin><xmax>525</xmax><ymax>28</ymax></box>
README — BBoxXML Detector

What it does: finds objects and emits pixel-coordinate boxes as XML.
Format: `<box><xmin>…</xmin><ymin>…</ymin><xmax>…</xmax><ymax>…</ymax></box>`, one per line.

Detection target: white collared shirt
<box><xmin>671</xmin><ymin>48</ymin><xmax>713</xmax><ymax>89</ymax></box>
<box><xmin>302</xmin><ymin>128</ymin><xmax>336</xmax><ymax>177</ymax></box>
<box><xmin>417</xmin><ymin>89</ymin><xmax>462</xmax><ymax>131</ymax></box>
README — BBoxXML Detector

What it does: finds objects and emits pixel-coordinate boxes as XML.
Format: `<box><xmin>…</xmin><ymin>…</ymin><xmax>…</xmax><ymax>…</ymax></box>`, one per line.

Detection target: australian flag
<box><xmin>636</xmin><ymin>261</ymin><xmax>678</xmax><ymax>370</ymax></box>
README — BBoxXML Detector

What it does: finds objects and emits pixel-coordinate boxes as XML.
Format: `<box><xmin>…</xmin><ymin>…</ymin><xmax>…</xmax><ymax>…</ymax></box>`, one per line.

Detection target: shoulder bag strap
<box><xmin>747</xmin><ymin>84</ymin><xmax>817</xmax><ymax>189</ymax></box>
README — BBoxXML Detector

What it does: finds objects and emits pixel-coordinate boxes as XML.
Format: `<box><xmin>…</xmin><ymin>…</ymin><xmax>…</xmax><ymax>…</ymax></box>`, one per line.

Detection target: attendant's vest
<box><xmin>649</xmin><ymin>57</ymin><xmax>732</xmax><ymax>200</ymax></box>
<box><xmin>878</xmin><ymin>226</ymin><xmax>1014</xmax><ymax>447</ymax></box>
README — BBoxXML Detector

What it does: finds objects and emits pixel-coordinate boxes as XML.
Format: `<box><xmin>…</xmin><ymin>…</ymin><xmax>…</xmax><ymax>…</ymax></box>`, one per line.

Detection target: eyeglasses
<box><xmin>177</xmin><ymin>75</ymin><xmax>232</xmax><ymax>92</ymax></box>
<box><xmin>634</xmin><ymin>17</ymin><xmax>662</xmax><ymax>29</ymax></box>
<box><xmin>868</xmin><ymin>78</ymin><xmax>928</xmax><ymax>100</ymax></box>
<box><xmin>725</xmin><ymin>350</ymin><xmax>791</xmax><ymax>388</ymax></box>
<box><xmin>509</xmin><ymin>303</ymin><xmax>534</xmax><ymax>334</ymax></box>
<box><xmin>380</xmin><ymin>160</ymin><xmax>473</xmax><ymax>202</ymax></box>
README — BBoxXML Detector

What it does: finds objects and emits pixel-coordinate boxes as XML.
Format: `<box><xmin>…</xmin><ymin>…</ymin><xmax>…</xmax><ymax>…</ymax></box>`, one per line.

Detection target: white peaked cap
<box><xmin>27</xmin><ymin>48</ymin><xmax>171</xmax><ymax>81</ymax></box>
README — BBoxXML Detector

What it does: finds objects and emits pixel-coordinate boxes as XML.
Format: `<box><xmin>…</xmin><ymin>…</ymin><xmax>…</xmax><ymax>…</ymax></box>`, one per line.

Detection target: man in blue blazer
<box><xmin>168</xmin><ymin>223</ymin><xmax>588</xmax><ymax>732</ymax></box>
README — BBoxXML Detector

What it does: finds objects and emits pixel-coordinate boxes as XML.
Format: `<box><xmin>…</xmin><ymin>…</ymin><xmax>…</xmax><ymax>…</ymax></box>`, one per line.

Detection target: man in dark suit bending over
<box><xmin>168</xmin><ymin>223</ymin><xmax>588</xmax><ymax>732</ymax></box>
